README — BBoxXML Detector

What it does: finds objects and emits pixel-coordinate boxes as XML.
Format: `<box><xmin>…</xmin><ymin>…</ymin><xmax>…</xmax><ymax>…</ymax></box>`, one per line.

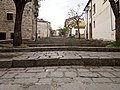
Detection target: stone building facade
<box><xmin>0</xmin><ymin>0</ymin><xmax>36</xmax><ymax>40</ymax></box>
<box><xmin>37</xmin><ymin>18</ymin><xmax>52</xmax><ymax>38</ymax></box>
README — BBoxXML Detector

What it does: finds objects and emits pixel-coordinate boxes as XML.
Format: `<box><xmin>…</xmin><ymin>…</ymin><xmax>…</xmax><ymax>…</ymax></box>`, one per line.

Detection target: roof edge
<box><xmin>83</xmin><ymin>0</ymin><xmax>91</xmax><ymax>11</ymax></box>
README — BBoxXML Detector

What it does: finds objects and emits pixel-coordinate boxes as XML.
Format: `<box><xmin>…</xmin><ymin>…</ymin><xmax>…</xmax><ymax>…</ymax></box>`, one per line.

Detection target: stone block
<box><xmin>111</xmin><ymin>78</ymin><xmax>120</xmax><ymax>83</ymax></box>
<box><xmin>27</xmin><ymin>69</ymin><xmax>45</xmax><ymax>73</ymax></box>
<box><xmin>111</xmin><ymin>72</ymin><xmax>120</xmax><ymax>77</ymax></box>
<box><xmin>65</xmin><ymin>72</ymin><xmax>77</xmax><ymax>77</ymax></box>
<box><xmin>15</xmin><ymin>73</ymin><xmax>36</xmax><ymax>78</ymax></box>
<box><xmin>98</xmin><ymin>72</ymin><xmax>116</xmax><ymax>78</ymax></box>
<box><xmin>12</xmin><ymin>60</ymin><xmax>36</xmax><ymax>67</ymax></box>
<box><xmin>78</xmin><ymin>72</ymin><xmax>101</xmax><ymax>78</ymax></box>
<box><xmin>77</xmin><ymin>69</ymin><xmax>90</xmax><ymax>72</ymax></box>
<box><xmin>92</xmin><ymin>78</ymin><xmax>112</xmax><ymax>83</ymax></box>
<box><xmin>37</xmin><ymin>78</ymin><xmax>52</xmax><ymax>84</ymax></box>
<box><xmin>0</xmin><ymin>71</ymin><xmax>7</xmax><ymax>77</ymax></box>
<box><xmin>0</xmin><ymin>59</ymin><xmax>12</xmax><ymax>68</ymax></box>
<box><xmin>13</xmin><ymin>78</ymin><xmax>38</xmax><ymax>84</ymax></box>
<box><xmin>74</xmin><ymin>77</ymin><xmax>93</xmax><ymax>83</ymax></box>
<box><xmin>53</xmin><ymin>78</ymin><xmax>72</xmax><ymax>84</ymax></box>
<box><xmin>1</xmin><ymin>72</ymin><xmax>18</xmax><ymax>79</ymax></box>
<box><xmin>50</xmin><ymin>72</ymin><xmax>63</xmax><ymax>78</ymax></box>
<box><xmin>35</xmin><ymin>72</ymin><xmax>48</xmax><ymax>78</ymax></box>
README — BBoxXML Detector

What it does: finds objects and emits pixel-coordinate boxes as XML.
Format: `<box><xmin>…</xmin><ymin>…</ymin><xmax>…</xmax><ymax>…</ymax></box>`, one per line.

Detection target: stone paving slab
<box><xmin>0</xmin><ymin>51</ymin><xmax>120</xmax><ymax>68</ymax></box>
<box><xmin>0</xmin><ymin>66</ymin><xmax>120</xmax><ymax>90</ymax></box>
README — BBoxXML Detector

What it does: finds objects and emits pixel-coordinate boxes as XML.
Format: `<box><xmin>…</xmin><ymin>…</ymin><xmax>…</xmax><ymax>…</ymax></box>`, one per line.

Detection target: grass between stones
<box><xmin>106</xmin><ymin>41</ymin><xmax>120</xmax><ymax>48</ymax></box>
<box><xmin>0</xmin><ymin>43</ymin><xmax>28</xmax><ymax>48</ymax></box>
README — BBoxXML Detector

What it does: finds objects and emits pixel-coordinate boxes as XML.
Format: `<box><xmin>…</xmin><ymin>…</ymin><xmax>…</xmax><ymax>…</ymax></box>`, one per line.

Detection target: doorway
<box><xmin>11</xmin><ymin>33</ymin><xmax>14</xmax><ymax>39</ymax></box>
<box><xmin>0</xmin><ymin>32</ymin><xmax>6</xmax><ymax>40</ymax></box>
<box><xmin>89</xmin><ymin>23</ymin><xmax>92</xmax><ymax>39</ymax></box>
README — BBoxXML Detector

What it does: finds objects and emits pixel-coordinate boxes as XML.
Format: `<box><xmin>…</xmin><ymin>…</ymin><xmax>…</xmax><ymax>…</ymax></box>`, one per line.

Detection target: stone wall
<box><xmin>0</xmin><ymin>0</ymin><xmax>36</xmax><ymax>40</ymax></box>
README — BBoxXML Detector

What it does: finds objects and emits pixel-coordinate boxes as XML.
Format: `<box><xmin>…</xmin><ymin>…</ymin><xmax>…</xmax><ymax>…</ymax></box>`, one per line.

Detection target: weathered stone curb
<box><xmin>28</xmin><ymin>44</ymin><xmax>105</xmax><ymax>47</ymax></box>
<box><xmin>0</xmin><ymin>47</ymin><xmax>120</xmax><ymax>52</ymax></box>
<box><xmin>0</xmin><ymin>58</ymin><xmax>120</xmax><ymax>68</ymax></box>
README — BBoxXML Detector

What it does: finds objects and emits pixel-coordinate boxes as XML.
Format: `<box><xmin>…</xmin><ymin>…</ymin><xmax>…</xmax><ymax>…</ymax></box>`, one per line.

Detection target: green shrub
<box><xmin>15</xmin><ymin>44</ymin><xmax>28</xmax><ymax>48</ymax></box>
<box><xmin>106</xmin><ymin>41</ymin><xmax>120</xmax><ymax>48</ymax></box>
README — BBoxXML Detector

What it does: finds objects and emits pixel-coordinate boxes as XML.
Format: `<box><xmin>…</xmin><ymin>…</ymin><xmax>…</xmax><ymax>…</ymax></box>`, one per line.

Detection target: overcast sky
<box><xmin>38</xmin><ymin>0</ymin><xmax>88</xmax><ymax>30</ymax></box>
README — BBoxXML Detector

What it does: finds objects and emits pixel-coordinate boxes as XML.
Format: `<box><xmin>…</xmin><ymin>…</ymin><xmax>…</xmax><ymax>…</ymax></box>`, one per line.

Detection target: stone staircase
<box><xmin>25</xmin><ymin>37</ymin><xmax>110</xmax><ymax>47</ymax></box>
<box><xmin>0</xmin><ymin>37</ymin><xmax>120</xmax><ymax>68</ymax></box>
<box><xmin>0</xmin><ymin>37</ymin><xmax>110</xmax><ymax>47</ymax></box>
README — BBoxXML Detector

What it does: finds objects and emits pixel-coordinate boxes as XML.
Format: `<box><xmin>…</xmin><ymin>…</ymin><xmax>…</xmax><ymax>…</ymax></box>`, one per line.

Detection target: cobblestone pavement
<box><xmin>0</xmin><ymin>51</ymin><xmax>119</xmax><ymax>60</ymax></box>
<box><xmin>0</xmin><ymin>66</ymin><xmax>120</xmax><ymax>90</ymax></box>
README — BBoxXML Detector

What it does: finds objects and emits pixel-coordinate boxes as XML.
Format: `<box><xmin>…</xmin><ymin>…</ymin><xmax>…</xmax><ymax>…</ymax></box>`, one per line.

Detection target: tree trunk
<box><xmin>109</xmin><ymin>0</ymin><xmax>120</xmax><ymax>41</ymax></box>
<box><xmin>77</xmin><ymin>21</ymin><xmax>80</xmax><ymax>39</ymax></box>
<box><xmin>78</xmin><ymin>27</ymin><xmax>80</xmax><ymax>39</ymax></box>
<box><xmin>69</xmin><ymin>29</ymin><xmax>72</xmax><ymax>37</ymax></box>
<box><xmin>13</xmin><ymin>4</ymin><xmax>25</xmax><ymax>46</ymax></box>
<box><xmin>115</xmin><ymin>17</ymin><xmax>120</xmax><ymax>41</ymax></box>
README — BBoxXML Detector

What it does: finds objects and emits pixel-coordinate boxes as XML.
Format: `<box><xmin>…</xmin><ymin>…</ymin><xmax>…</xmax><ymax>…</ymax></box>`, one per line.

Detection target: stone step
<box><xmin>28</xmin><ymin>44</ymin><xmax>106</xmax><ymax>47</ymax></box>
<box><xmin>26</xmin><ymin>39</ymin><xmax>109</xmax><ymax>45</ymax></box>
<box><xmin>0</xmin><ymin>38</ymin><xmax>110</xmax><ymax>47</ymax></box>
<box><xmin>0</xmin><ymin>47</ymin><xmax>120</xmax><ymax>52</ymax></box>
<box><xmin>0</xmin><ymin>57</ymin><xmax>120</xmax><ymax>68</ymax></box>
<box><xmin>0</xmin><ymin>51</ymin><xmax>120</xmax><ymax>68</ymax></box>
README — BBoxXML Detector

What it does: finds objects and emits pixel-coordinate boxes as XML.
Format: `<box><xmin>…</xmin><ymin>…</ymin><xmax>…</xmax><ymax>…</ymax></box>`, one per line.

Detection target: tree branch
<box><xmin>13</xmin><ymin>0</ymin><xmax>18</xmax><ymax>5</ymax></box>
<box><xmin>109</xmin><ymin>0</ymin><xmax>119</xmax><ymax>18</ymax></box>
<box><xmin>25</xmin><ymin>0</ymin><xmax>32</xmax><ymax>3</ymax></box>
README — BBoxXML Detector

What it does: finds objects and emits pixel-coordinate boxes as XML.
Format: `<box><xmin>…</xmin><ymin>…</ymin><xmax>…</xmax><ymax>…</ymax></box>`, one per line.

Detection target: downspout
<box><xmin>91</xmin><ymin>0</ymin><xmax>92</xmax><ymax>39</ymax></box>
<box><xmin>86</xmin><ymin>9</ymin><xmax>88</xmax><ymax>39</ymax></box>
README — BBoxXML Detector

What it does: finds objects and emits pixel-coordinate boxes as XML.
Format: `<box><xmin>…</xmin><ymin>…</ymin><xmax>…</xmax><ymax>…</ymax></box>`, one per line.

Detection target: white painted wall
<box><xmin>71</xmin><ymin>28</ymin><xmax>85</xmax><ymax>35</ymax></box>
<box><xmin>84</xmin><ymin>0</ymin><xmax>115</xmax><ymax>41</ymax></box>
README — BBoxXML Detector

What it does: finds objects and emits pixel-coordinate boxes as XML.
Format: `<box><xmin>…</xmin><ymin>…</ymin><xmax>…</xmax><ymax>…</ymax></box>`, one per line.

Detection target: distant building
<box><xmin>84</xmin><ymin>0</ymin><xmax>116</xmax><ymax>41</ymax></box>
<box><xmin>37</xmin><ymin>18</ymin><xmax>52</xmax><ymax>38</ymax></box>
<box><xmin>50</xmin><ymin>30</ymin><xmax>59</xmax><ymax>37</ymax></box>
<box><xmin>64</xmin><ymin>16</ymin><xmax>85</xmax><ymax>38</ymax></box>
<box><xmin>0</xmin><ymin>0</ymin><xmax>36</xmax><ymax>40</ymax></box>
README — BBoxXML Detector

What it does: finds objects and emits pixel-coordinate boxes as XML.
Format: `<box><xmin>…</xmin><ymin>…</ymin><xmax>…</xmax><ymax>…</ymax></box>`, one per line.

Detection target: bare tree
<box><xmin>109</xmin><ymin>0</ymin><xmax>120</xmax><ymax>41</ymax></box>
<box><xmin>68</xmin><ymin>4</ymin><xmax>81</xmax><ymax>39</ymax></box>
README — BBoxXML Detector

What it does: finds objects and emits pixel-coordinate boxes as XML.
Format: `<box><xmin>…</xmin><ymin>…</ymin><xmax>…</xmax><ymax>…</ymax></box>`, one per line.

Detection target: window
<box><xmin>7</xmin><ymin>13</ymin><xmax>13</xmax><ymax>20</ymax></box>
<box><xmin>0</xmin><ymin>33</ymin><xmax>6</xmax><ymax>40</ymax></box>
<box><xmin>93</xmin><ymin>4</ymin><xmax>96</xmax><ymax>15</ymax></box>
<box><xmin>89</xmin><ymin>9</ymin><xmax>92</xmax><ymax>18</ymax></box>
<box><xmin>93</xmin><ymin>21</ymin><xmax>95</xmax><ymax>28</ymax></box>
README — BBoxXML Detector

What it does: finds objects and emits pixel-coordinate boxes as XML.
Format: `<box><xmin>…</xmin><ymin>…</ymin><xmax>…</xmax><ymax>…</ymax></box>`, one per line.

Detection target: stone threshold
<box><xmin>0</xmin><ymin>47</ymin><xmax>120</xmax><ymax>52</ymax></box>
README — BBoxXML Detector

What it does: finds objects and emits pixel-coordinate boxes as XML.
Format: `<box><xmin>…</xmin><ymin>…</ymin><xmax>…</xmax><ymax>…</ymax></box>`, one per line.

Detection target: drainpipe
<box><xmin>86</xmin><ymin>9</ymin><xmax>89</xmax><ymax>39</ymax></box>
<box><xmin>35</xmin><ymin>17</ymin><xmax>37</xmax><ymax>40</ymax></box>
<box><xmin>91</xmin><ymin>0</ymin><xmax>92</xmax><ymax>39</ymax></box>
<box><xmin>119</xmin><ymin>0</ymin><xmax>120</xmax><ymax>14</ymax></box>
<box><xmin>47</xmin><ymin>22</ymin><xmax>48</xmax><ymax>37</ymax></box>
